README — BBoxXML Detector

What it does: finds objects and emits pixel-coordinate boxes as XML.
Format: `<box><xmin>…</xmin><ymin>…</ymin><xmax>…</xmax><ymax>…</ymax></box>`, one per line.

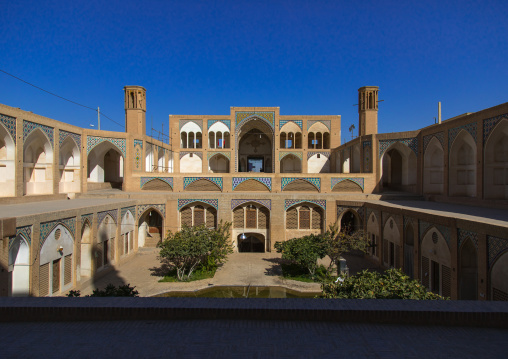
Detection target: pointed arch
<box><xmin>331</xmin><ymin>179</ymin><xmax>363</xmax><ymax>193</ymax></box>
<box><xmin>59</xmin><ymin>136</ymin><xmax>81</xmax><ymax>193</ymax></box>
<box><xmin>184</xmin><ymin>178</ymin><xmax>222</xmax><ymax>191</ymax></box>
<box><xmin>80</xmin><ymin>220</ymin><xmax>92</xmax><ymax>279</ymax></box>
<box><xmin>449</xmin><ymin>129</ymin><xmax>476</xmax><ymax>197</ymax></box>
<box><xmin>490</xmin><ymin>250</ymin><xmax>508</xmax><ymax>300</ymax></box>
<box><xmin>280</xmin><ymin>154</ymin><xmax>302</xmax><ymax>173</ymax></box>
<box><xmin>381</xmin><ymin>141</ymin><xmax>417</xmax><ymax>192</ymax></box>
<box><xmin>233</xmin><ymin>179</ymin><xmax>270</xmax><ymax>192</ymax></box>
<box><xmin>484</xmin><ymin>119</ymin><xmax>508</xmax><ymax>199</ymax></box>
<box><xmin>421</xmin><ymin>227</ymin><xmax>451</xmax><ymax>297</ymax></box>
<box><xmin>282</xmin><ymin>178</ymin><xmax>319</xmax><ymax>192</ymax></box>
<box><xmin>9</xmin><ymin>235</ymin><xmax>30</xmax><ymax>296</ymax></box>
<box><xmin>208</xmin><ymin>153</ymin><xmax>230</xmax><ymax>173</ymax></box>
<box><xmin>0</xmin><ymin>121</ymin><xmax>16</xmax><ymax>196</ymax></box>
<box><xmin>382</xmin><ymin>216</ymin><xmax>401</xmax><ymax>269</ymax></box>
<box><xmin>180</xmin><ymin>153</ymin><xmax>202</xmax><ymax>173</ymax></box>
<box><xmin>423</xmin><ymin>136</ymin><xmax>444</xmax><ymax>194</ymax></box>
<box><xmin>87</xmin><ymin>141</ymin><xmax>124</xmax><ymax>188</ymax></box>
<box><xmin>367</xmin><ymin>211</ymin><xmax>379</xmax><ymax>258</ymax></box>
<box><xmin>23</xmin><ymin>128</ymin><xmax>54</xmax><ymax>195</ymax></box>
<box><xmin>307</xmin><ymin>153</ymin><xmax>330</xmax><ymax>173</ymax></box>
<box><xmin>141</xmin><ymin>178</ymin><xmax>173</xmax><ymax>191</ymax></box>
<box><xmin>404</xmin><ymin>222</ymin><xmax>415</xmax><ymax>279</ymax></box>
<box><xmin>459</xmin><ymin>239</ymin><xmax>478</xmax><ymax>300</ymax></box>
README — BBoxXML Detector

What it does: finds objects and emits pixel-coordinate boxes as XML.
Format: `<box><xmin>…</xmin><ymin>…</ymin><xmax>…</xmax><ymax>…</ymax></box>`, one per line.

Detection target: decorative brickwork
<box><xmin>363</xmin><ymin>142</ymin><xmax>371</xmax><ymax>172</ymax></box>
<box><xmin>137</xmin><ymin>204</ymin><xmax>167</xmax><ymax>218</ymax></box>
<box><xmin>487</xmin><ymin>235</ymin><xmax>508</xmax><ymax>268</ymax></box>
<box><xmin>307</xmin><ymin>151</ymin><xmax>330</xmax><ymax>160</ymax></box>
<box><xmin>98</xmin><ymin>209</ymin><xmax>118</xmax><ymax>225</ymax></box>
<box><xmin>336</xmin><ymin>206</ymin><xmax>363</xmax><ymax>222</ymax></box>
<box><xmin>12</xmin><ymin>225</ymin><xmax>32</xmax><ymax>247</ymax></box>
<box><xmin>331</xmin><ymin>177</ymin><xmax>364</xmax><ymax>190</ymax></box>
<box><xmin>183</xmin><ymin>177</ymin><xmax>223</xmax><ymax>190</ymax></box>
<box><xmin>87</xmin><ymin>136</ymin><xmax>126</xmax><ymax>157</ymax></box>
<box><xmin>235</xmin><ymin>111</ymin><xmax>275</xmax><ymax>129</ymax></box>
<box><xmin>23</xmin><ymin>120</ymin><xmax>54</xmax><ymax>148</ymax></box>
<box><xmin>0</xmin><ymin>113</ymin><xmax>16</xmax><ymax>144</ymax></box>
<box><xmin>307</xmin><ymin>120</ymin><xmax>331</xmax><ymax>131</ymax></box>
<box><xmin>483</xmin><ymin>113</ymin><xmax>508</xmax><ymax>143</ymax></box>
<box><xmin>177</xmin><ymin>199</ymin><xmax>218</xmax><ymax>211</ymax></box>
<box><xmin>448</xmin><ymin>122</ymin><xmax>477</xmax><ymax>151</ymax></box>
<box><xmin>231</xmin><ymin>199</ymin><xmax>271</xmax><ymax>210</ymax></box>
<box><xmin>286</xmin><ymin>199</ymin><xmax>326</xmax><ymax>211</ymax></box>
<box><xmin>458</xmin><ymin>228</ymin><xmax>478</xmax><ymax>250</ymax></box>
<box><xmin>207</xmin><ymin>119</ymin><xmax>231</xmax><ymax>130</ymax></box>
<box><xmin>279</xmin><ymin>120</ymin><xmax>303</xmax><ymax>130</ymax></box>
<box><xmin>134</xmin><ymin>143</ymin><xmax>142</xmax><ymax>170</ymax></box>
<box><xmin>419</xmin><ymin>220</ymin><xmax>451</xmax><ymax>247</ymax></box>
<box><xmin>207</xmin><ymin>151</ymin><xmax>231</xmax><ymax>160</ymax></box>
<box><xmin>232</xmin><ymin>177</ymin><xmax>271</xmax><ymax>191</ymax></box>
<box><xmin>140</xmin><ymin>177</ymin><xmax>173</xmax><ymax>189</ymax></box>
<box><xmin>281</xmin><ymin>177</ymin><xmax>320</xmax><ymax>191</ymax></box>
<box><xmin>59</xmin><ymin>130</ymin><xmax>81</xmax><ymax>148</ymax></box>
<box><xmin>179</xmin><ymin>119</ymin><xmax>203</xmax><ymax>131</ymax></box>
<box><xmin>379</xmin><ymin>137</ymin><xmax>418</xmax><ymax>158</ymax></box>
<box><xmin>279</xmin><ymin>151</ymin><xmax>303</xmax><ymax>161</ymax></box>
<box><xmin>40</xmin><ymin>217</ymin><xmax>76</xmax><ymax>246</ymax></box>
<box><xmin>180</xmin><ymin>151</ymin><xmax>203</xmax><ymax>159</ymax></box>
<box><xmin>423</xmin><ymin>132</ymin><xmax>444</xmax><ymax>153</ymax></box>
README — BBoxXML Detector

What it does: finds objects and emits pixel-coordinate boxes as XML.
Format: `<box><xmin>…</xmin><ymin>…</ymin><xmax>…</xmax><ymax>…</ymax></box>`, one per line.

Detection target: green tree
<box><xmin>321</xmin><ymin>268</ymin><xmax>447</xmax><ymax>300</ymax></box>
<box><xmin>158</xmin><ymin>221</ymin><xmax>233</xmax><ymax>281</ymax></box>
<box><xmin>66</xmin><ymin>284</ymin><xmax>139</xmax><ymax>297</ymax></box>
<box><xmin>274</xmin><ymin>234</ymin><xmax>328</xmax><ymax>277</ymax></box>
<box><xmin>323</xmin><ymin>224</ymin><xmax>370</xmax><ymax>274</ymax></box>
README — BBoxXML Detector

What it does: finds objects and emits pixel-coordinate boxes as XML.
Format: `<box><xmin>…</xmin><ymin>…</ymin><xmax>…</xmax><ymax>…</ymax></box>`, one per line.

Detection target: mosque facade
<box><xmin>0</xmin><ymin>85</ymin><xmax>507</xmax><ymax>300</ymax></box>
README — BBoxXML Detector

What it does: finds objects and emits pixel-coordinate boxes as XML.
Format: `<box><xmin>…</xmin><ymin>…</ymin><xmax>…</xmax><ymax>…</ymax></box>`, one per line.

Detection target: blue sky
<box><xmin>1</xmin><ymin>0</ymin><xmax>507</xmax><ymax>142</ymax></box>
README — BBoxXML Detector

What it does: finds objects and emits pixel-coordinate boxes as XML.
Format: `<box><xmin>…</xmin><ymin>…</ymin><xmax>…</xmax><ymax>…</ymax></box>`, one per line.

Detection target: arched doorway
<box><xmin>59</xmin><ymin>136</ymin><xmax>80</xmax><ymax>193</ymax></box>
<box><xmin>237</xmin><ymin>118</ymin><xmax>273</xmax><ymax>173</ymax></box>
<box><xmin>484</xmin><ymin>119</ymin><xmax>508</xmax><ymax>199</ymax></box>
<box><xmin>238</xmin><ymin>233</ymin><xmax>265</xmax><ymax>253</ymax></box>
<box><xmin>23</xmin><ymin>128</ymin><xmax>54</xmax><ymax>195</ymax></box>
<box><xmin>87</xmin><ymin>141</ymin><xmax>124</xmax><ymax>189</ymax></box>
<box><xmin>381</xmin><ymin>142</ymin><xmax>417</xmax><ymax>192</ymax></box>
<box><xmin>121</xmin><ymin>210</ymin><xmax>135</xmax><ymax>255</ymax></box>
<box><xmin>449</xmin><ymin>130</ymin><xmax>476</xmax><ymax>197</ymax></box>
<box><xmin>138</xmin><ymin>208</ymin><xmax>164</xmax><ymax>247</ymax></box>
<box><xmin>209</xmin><ymin>154</ymin><xmax>230</xmax><ymax>173</ymax></box>
<box><xmin>339</xmin><ymin>210</ymin><xmax>361</xmax><ymax>234</ymax></box>
<box><xmin>280</xmin><ymin>154</ymin><xmax>302</xmax><ymax>173</ymax></box>
<box><xmin>80</xmin><ymin>222</ymin><xmax>92</xmax><ymax>279</ymax></box>
<box><xmin>9</xmin><ymin>235</ymin><xmax>30</xmax><ymax>296</ymax></box>
<box><xmin>232</xmin><ymin>202</ymin><xmax>270</xmax><ymax>252</ymax></box>
<box><xmin>423</xmin><ymin>137</ymin><xmax>444</xmax><ymax>195</ymax></box>
<box><xmin>0</xmin><ymin>121</ymin><xmax>16</xmax><ymax>197</ymax></box>
<box><xmin>459</xmin><ymin>239</ymin><xmax>478</xmax><ymax>300</ymax></box>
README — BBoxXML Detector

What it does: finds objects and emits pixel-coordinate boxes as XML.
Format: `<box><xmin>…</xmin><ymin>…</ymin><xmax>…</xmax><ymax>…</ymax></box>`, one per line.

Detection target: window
<box><xmin>194</xmin><ymin>206</ymin><xmax>205</xmax><ymax>226</ymax></box>
<box><xmin>299</xmin><ymin>207</ymin><xmax>310</xmax><ymax>229</ymax></box>
<box><xmin>218</xmin><ymin>139</ymin><xmax>223</xmax><ymax>148</ymax></box>
<box><xmin>286</xmin><ymin>140</ymin><xmax>292</xmax><ymax>148</ymax></box>
<box><xmin>431</xmin><ymin>260</ymin><xmax>440</xmax><ymax>293</ymax></box>
<box><xmin>246</xmin><ymin>206</ymin><xmax>257</xmax><ymax>228</ymax></box>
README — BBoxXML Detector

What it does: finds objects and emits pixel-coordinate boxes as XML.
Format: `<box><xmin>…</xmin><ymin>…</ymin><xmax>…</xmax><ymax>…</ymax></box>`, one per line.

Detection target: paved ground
<box><xmin>3</xmin><ymin>320</ymin><xmax>507</xmax><ymax>358</ymax></box>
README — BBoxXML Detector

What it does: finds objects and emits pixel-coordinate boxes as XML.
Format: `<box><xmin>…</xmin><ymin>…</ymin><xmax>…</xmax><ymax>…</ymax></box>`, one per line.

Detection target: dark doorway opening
<box><xmin>238</xmin><ymin>234</ymin><xmax>265</xmax><ymax>253</ymax></box>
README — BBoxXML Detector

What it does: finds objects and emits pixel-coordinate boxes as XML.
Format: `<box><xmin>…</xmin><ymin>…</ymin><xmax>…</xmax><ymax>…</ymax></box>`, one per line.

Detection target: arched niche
<box><xmin>120</xmin><ymin>210</ymin><xmax>135</xmax><ymax>255</ymax></box>
<box><xmin>138</xmin><ymin>208</ymin><xmax>164</xmax><ymax>248</ymax></box>
<box><xmin>484</xmin><ymin>119</ymin><xmax>508</xmax><ymax>199</ymax></box>
<box><xmin>23</xmin><ymin>128</ymin><xmax>54</xmax><ymax>195</ymax></box>
<box><xmin>338</xmin><ymin>209</ymin><xmax>361</xmax><ymax>234</ymax></box>
<box><xmin>59</xmin><ymin>136</ymin><xmax>81</xmax><ymax>193</ymax></box>
<box><xmin>366</xmin><ymin>212</ymin><xmax>379</xmax><ymax>258</ymax></box>
<box><xmin>280</xmin><ymin>154</ymin><xmax>302</xmax><ymax>173</ymax></box>
<box><xmin>180</xmin><ymin>153</ymin><xmax>202</xmax><ymax>173</ymax></box>
<box><xmin>180</xmin><ymin>122</ymin><xmax>202</xmax><ymax>149</ymax></box>
<box><xmin>231</xmin><ymin>202</ymin><xmax>270</xmax><ymax>252</ymax></box>
<box><xmin>404</xmin><ymin>222</ymin><xmax>415</xmax><ymax>279</ymax></box>
<box><xmin>80</xmin><ymin>221</ymin><xmax>92</xmax><ymax>279</ymax></box>
<box><xmin>237</xmin><ymin>119</ymin><xmax>273</xmax><ymax>173</ymax></box>
<box><xmin>490</xmin><ymin>251</ymin><xmax>508</xmax><ymax>300</ymax></box>
<box><xmin>308</xmin><ymin>154</ymin><xmax>330</xmax><ymax>173</ymax></box>
<box><xmin>96</xmin><ymin>215</ymin><xmax>116</xmax><ymax>270</ymax></box>
<box><xmin>351</xmin><ymin>144</ymin><xmax>361</xmax><ymax>173</ymax></box>
<box><xmin>381</xmin><ymin>142</ymin><xmax>417</xmax><ymax>193</ymax></box>
<box><xmin>423</xmin><ymin>137</ymin><xmax>444</xmax><ymax>195</ymax></box>
<box><xmin>382</xmin><ymin>216</ymin><xmax>401</xmax><ymax>268</ymax></box>
<box><xmin>208</xmin><ymin>122</ymin><xmax>230</xmax><ymax>149</ymax></box>
<box><xmin>157</xmin><ymin>147</ymin><xmax>165</xmax><ymax>172</ymax></box>
<box><xmin>449</xmin><ymin>130</ymin><xmax>476</xmax><ymax>197</ymax></box>
<box><xmin>285</xmin><ymin>203</ymin><xmax>323</xmax><ymax>233</ymax></box>
<box><xmin>342</xmin><ymin>150</ymin><xmax>350</xmax><ymax>174</ymax></box>
<box><xmin>421</xmin><ymin>228</ymin><xmax>451</xmax><ymax>297</ymax></box>
<box><xmin>180</xmin><ymin>202</ymin><xmax>217</xmax><ymax>230</ymax></box>
<box><xmin>459</xmin><ymin>239</ymin><xmax>478</xmax><ymax>300</ymax></box>
<box><xmin>0</xmin><ymin>122</ymin><xmax>16</xmax><ymax>197</ymax></box>
<box><xmin>145</xmin><ymin>143</ymin><xmax>154</xmax><ymax>172</ymax></box>
<box><xmin>39</xmin><ymin>224</ymin><xmax>74</xmax><ymax>296</ymax></box>
<box><xmin>8</xmin><ymin>235</ymin><xmax>30</xmax><ymax>296</ymax></box>
<box><xmin>209</xmin><ymin>154</ymin><xmax>230</xmax><ymax>173</ymax></box>
<box><xmin>87</xmin><ymin>141</ymin><xmax>124</xmax><ymax>189</ymax></box>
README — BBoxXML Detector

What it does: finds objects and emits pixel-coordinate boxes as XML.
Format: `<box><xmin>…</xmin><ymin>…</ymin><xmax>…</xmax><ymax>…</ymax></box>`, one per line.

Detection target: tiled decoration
<box><xmin>87</xmin><ymin>136</ymin><xmax>126</xmax><ymax>157</ymax></box>
<box><xmin>13</xmin><ymin>225</ymin><xmax>32</xmax><ymax>246</ymax></box>
<box><xmin>140</xmin><ymin>177</ymin><xmax>173</xmax><ymax>189</ymax></box>
<box><xmin>458</xmin><ymin>228</ymin><xmax>478</xmax><ymax>250</ymax></box>
<box><xmin>98</xmin><ymin>209</ymin><xmax>118</xmax><ymax>226</ymax></box>
<box><xmin>307</xmin><ymin>120</ymin><xmax>331</xmax><ymax>131</ymax></box>
<box><xmin>134</xmin><ymin>143</ymin><xmax>142</xmax><ymax>170</ymax></box>
<box><xmin>281</xmin><ymin>177</ymin><xmax>321</xmax><ymax>191</ymax></box>
<box><xmin>184</xmin><ymin>177</ymin><xmax>223</xmax><ymax>190</ymax></box>
<box><xmin>279</xmin><ymin>120</ymin><xmax>303</xmax><ymax>130</ymax></box>
<box><xmin>403</xmin><ymin>216</ymin><xmax>416</xmax><ymax>230</ymax></box>
<box><xmin>121</xmin><ymin>206</ymin><xmax>136</xmax><ymax>219</ymax></box>
<box><xmin>0</xmin><ymin>113</ymin><xmax>16</xmax><ymax>144</ymax></box>
<box><xmin>362</xmin><ymin>140</ymin><xmax>372</xmax><ymax>149</ymax></box>
<box><xmin>448</xmin><ymin>122</ymin><xmax>477</xmax><ymax>151</ymax></box>
<box><xmin>180</xmin><ymin>151</ymin><xmax>203</xmax><ymax>159</ymax></box>
<box><xmin>207</xmin><ymin>119</ymin><xmax>231</xmax><ymax>130</ymax></box>
<box><xmin>286</xmin><ymin>199</ymin><xmax>326</xmax><ymax>211</ymax></box>
<box><xmin>423</xmin><ymin>132</ymin><xmax>444</xmax><ymax>153</ymax></box>
<box><xmin>40</xmin><ymin>217</ymin><xmax>76</xmax><ymax>246</ymax></box>
<box><xmin>137</xmin><ymin>204</ymin><xmax>166</xmax><ymax>218</ymax></box>
<box><xmin>331</xmin><ymin>177</ymin><xmax>364</xmax><ymax>190</ymax></box>
<box><xmin>418</xmin><ymin>220</ymin><xmax>451</xmax><ymax>247</ymax></box>
<box><xmin>379</xmin><ymin>137</ymin><xmax>418</xmax><ymax>158</ymax></box>
<box><xmin>307</xmin><ymin>151</ymin><xmax>330</xmax><ymax>160</ymax></box>
<box><xmin>59</xmin><ymin>130</ymin><xmax>81</xmax><ymax>149</ymax></box>
<box><xmin>235</xmin><ymin>111</ymin><xmax>275</xmax><ymax>129</ymax></box>
<box><xmin>487</xmin><ymin>235</ymin><xmax>508</xmax><ymax>268</ymax></box>
<box><xmin>23</xmin><ymin>120</ymin><xmax>54</xmax><ymax>148</ymax></box>
<box><xmin>177</xmin><ymin>199</ymin><xmax>218</xmax><ymax>211</ymax></box>
<box><xmin>232</xmin><ymin>199</ymin><xmax>271</xmax><ymax>210</ymax></box>
<box><xmin>133</xmin><ymin>139</ymin><xmax>144</xmax><ymax>149</ymax></box>
<box><xmin>363</xmin><ymin>144</ymin><xmax>371</xmax><ymax>172</ymax></box>
<box><xmin>179</xmin><ymin>119</ymin><xmax>203</xmax><ymax>131</ymax></box>
<box><xmin>81</xmin><ymin>213</ymin><xmax>93</xmax><ymax>227</ymax></box>
<box><xmin>207</xmin><ymin>151</ymin><xmax>231</xmax><ymax>160</ymax></box>
<box><xmin>336</xmin><ymin>205</ymin><xmax>364</xmax><ymax>222</ymax></box>
<box><xmin>232</xmin><ymin>177</ymin><xmax>272</xmax><ymax>191</ymax></box>
<box><xmin>279</xmin><ymin>151</ymin><xmax>303</xmax><ymax>161</ymax></box>
<box><xmin>483</xmin><ymin>113</ymin><xmax>508</xmax><ymax>143</ymax></box>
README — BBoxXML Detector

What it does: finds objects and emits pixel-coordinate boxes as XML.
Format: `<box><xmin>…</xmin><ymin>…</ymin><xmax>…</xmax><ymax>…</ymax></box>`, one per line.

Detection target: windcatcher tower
<box><xmin>358</xmin><ymin>86</ymin><xmax>379</xmax><ymax>136</ymax></box>
<box><xmin>124</xmin><ymin>86</ymin><xmax>146</xmax><ymax>135</ymax></box>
